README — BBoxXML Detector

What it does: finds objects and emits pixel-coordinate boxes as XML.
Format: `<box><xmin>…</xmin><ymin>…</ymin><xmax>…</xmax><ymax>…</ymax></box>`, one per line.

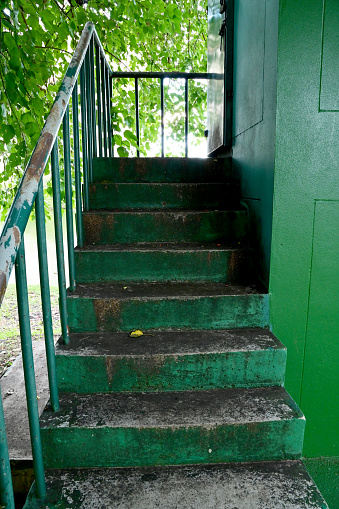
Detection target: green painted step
<box><xmin>24</xmin><ymin>461</ymin><xmax>329</xmax><ymax>509</ymax></box>
<box><xmin>74</xmin><ymin>243</ymin><xmax>254</xmax><ymax>284</ymax></box>
<box><xmin>88</xmin><ymin>182</ymin><xmax>239</xmax><ymax>210</ymax></box>
<box><xmin>39</xmin><ymin>387</ymin><xmax>305</xmax><ymax>468</ymax></box>
<box><xmin>56</xmin><ymin>328</ymin><xmax>286</xmax><ymax>393</ymax></box>
<box><xmin>92</xmin><ymin>156</ymin><xmax>232</xmax><ymax>183</ymax></box>
<box><xmin>66</xmin><ymin>282</ymin><xmax>269</xmax><ymax>333</ymax></box>
<box><xmin>82</xmin><ymin>210</ymin><xmax>248</xmax><ymax>245</ymax></box>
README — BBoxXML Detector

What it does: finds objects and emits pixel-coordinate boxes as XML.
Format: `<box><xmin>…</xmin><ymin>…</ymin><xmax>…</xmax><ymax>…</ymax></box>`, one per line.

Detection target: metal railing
<box><xmin>111</xmin><ymin>71</ymin><xmax>209</xmax><ymax>157</ymax></box>
<box><xmin>0</xmin><ymin>22</ymin><xmax>112</xmax><ymax>506</ymax></box>
<box><xmin>0</xmin><ymin>22</ymin><xmax>210</xmax><ymax>507</ymax></box>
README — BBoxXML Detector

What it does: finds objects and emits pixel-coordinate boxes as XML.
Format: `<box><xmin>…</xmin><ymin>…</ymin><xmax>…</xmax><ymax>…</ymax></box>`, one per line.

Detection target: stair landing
<box><xmin>24</xmin><ymin>461</ymin><xmax>328</xmax><ymax>508</ymax></box>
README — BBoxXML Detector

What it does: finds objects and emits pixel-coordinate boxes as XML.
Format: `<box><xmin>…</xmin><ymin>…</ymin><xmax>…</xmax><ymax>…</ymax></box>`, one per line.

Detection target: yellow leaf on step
<box><xmin>129</xmin><ymin>330</ymin><xmax>144</xmax><ymax>338</ymax></box>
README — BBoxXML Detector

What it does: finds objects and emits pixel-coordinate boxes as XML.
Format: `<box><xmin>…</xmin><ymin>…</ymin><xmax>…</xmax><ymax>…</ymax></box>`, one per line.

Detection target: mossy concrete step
<box><xmin>39</xmin><ymin>387</ymin><xmax>305</xmax><ymax>468</ymax></box>
<box><xmin>88</xmin><ymin>182</ymin><xmax>240</xmax><ymax>210</ymax></box>
<box><xmin>92</xmin><ymin>156</ymin><xmax>232</xmax><ymax>183</ymax></box>
<box><xmin>24</xmin><ymin>461</ymin><xmax>329</xmax><ymax>509</ymax></box>
<box><xmin>74</xmin><ymin>242</ymin><xmax>254</xmax><ymax>284</ymax></box>
<box><xmin>56</xmin><ymin>328</ymin><xmax>286</xmax><ymax>393</ymax></box>
<box><xmin>66</xmin><ymin>282</ymin><xmax>269</xmax><ymax>333</ymax></box>
<box><xmin>82</xmin><ymin>210</ymin><xmax>248</xmax><ymax>245</ymax></box>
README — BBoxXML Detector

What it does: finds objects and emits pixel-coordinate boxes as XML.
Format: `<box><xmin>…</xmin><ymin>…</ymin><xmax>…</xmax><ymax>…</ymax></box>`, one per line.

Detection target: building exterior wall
<box><xmin>232</xmin><ymin>0</ymin><xmax>279</xmax><ymax>287</ymax></box>
<box><xmin>270</xmin><ymin>0</ymin><xmax>339</xmax><ymax>457</ymax></box>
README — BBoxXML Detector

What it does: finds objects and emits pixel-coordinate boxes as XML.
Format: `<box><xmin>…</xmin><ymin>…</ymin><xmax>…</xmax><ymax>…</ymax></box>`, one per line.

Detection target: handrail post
<box><xmin>85</xmin><ymin>49</ymin><xmax>93</xmax><ymax>183</ymax></box>
<box><xmin>51</xmin><ymin>141</ymin><xmax>70</xmax><ymax>345</ymax></box>
<box><xmin>107</xmin><ymin>74</ymin><xmax>113</xmax><ymax>157</ymax></box>
<box><xmin>63</xmin><ymin>105</ymin><xmax>76</xmax><ymax>292</ymax></box>
<box><xmin>101</xmin><ymin>60</ymin><xmax>108</xmax><ymax>156</ymax></box>
<box><xmin>35</xmin><ymin>179</ymin><xmax>60</xmax><ymax>412</ymax></box>
<box><xmin>90</xmin><ymin>36</ymin><xmax>97</xmax><ymax>158</ymax></box>
<box><xmin>185</xmin><ymin>78</ymin><xmax>189</xmax><ymax>157</ymax></box>
<box><xmin>160</xmin><ymin>77</ymin><xmax>165</xmax><ymax>157</ymax></box>
<box><xmin>72</xmin><ymin>82</ymin><xmax>84</xmax><ymax>247</ymax></box>
<box><xmin>15</xmin><ymin>238</ymin><xmax>46</xmax><ymax>500</ymax></box>
<box><xmin>0</xmin><ymin>386</ymin><xmax>15</xmax><ymax>508</ymax></box>
<box><xmin>135</xmin><ymin>77</ymin><xmax>140</xmax><ymax>157</ymax></box>
<box><xmin>80</xmin><ymin>64</ymin><xmax>90</xmax><ymax>211</ymax></box>
<box><xmin>96</xmin><ymin>44</ymin><xmax>103</xmax><ymax>157</ymax></box>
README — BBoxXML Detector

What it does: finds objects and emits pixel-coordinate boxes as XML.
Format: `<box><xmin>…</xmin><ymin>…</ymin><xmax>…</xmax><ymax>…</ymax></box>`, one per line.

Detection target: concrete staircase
<box><xmin>25</xmin><ymin>158</ymin><xmax>328</xmax><ymax>508</ymax></box>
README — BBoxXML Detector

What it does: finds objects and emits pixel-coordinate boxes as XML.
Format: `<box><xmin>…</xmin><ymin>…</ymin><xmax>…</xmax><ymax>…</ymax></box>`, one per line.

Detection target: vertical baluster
<box><xmin>96</xmin><ymin>45</ymin><xmax>103</xmax><ymax>157</ymax></box>
<box><xmin>80</xmin><ymin>64</ymin><xmax>89</xmax><ymax>211</ymax></box>
<box><xmin>15</xmin><ymin>238</ymin><xmax>46</xmax><ymax>499</ymax></box>
<box><xmin>63</xmin><ymin>105</ymin><xmax>76</xmax><ymax>292</ymax></box>
<box><xmin>107</xmin><ymin>73</ymin><xmax>113</xmax><ymax>157</ymax></box>
<box><xmin>51</xmin><ymin>142</ymin><xmax>70</xmax><ymax>345</ymax></box>
<box><xmin>185</xmin><ymin>78</ymin><xmax>189</xmax><ymax>158</ymax></box>
<box><xmin>90</xmin><ymin>37</ymin><xmax>97</xmax><ymax>158</ymax></box>
<box><xmin>85</xmin><ymin>49</ymin><xmax>93</xmax><ymax>182</ymax></box>
<box><xmin>160</xmin><ymin>77</ymin><xmax>165</xmax><ymax>157</ymax></box>
<box><xmin>35</xmin><ymin>179</ymin><xmax>59</xmax><ymax>412</ymax></box>
<box><xmin>101</xmin><ymin>61</ymin><xmax>108</xmax><ymax>156</ymax></box>
<box><xmin>72</xmin><ymin>82</ymin><xmax>84</xmax><ymax>247</ymax></box>
<box><xmin>135</xmin><ymin>77</ymin><xmax>140</xmax><ymax>157</ymax></box>
<box><xmin>0</xmin><ymin>387</ymin><xmax>15</xmax><ymax>508</ymax></box>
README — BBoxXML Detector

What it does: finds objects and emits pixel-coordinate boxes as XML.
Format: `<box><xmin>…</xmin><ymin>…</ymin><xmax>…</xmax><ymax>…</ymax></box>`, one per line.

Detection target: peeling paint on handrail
<box><xmin>0</xmin><ymin>22</ymin><xmax>110</xmax><ymax>307</ymax></box>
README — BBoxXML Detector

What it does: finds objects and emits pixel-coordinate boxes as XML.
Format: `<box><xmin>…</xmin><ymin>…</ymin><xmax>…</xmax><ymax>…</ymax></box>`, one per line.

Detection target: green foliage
<box><xmin>0</xmin><ymin>0</ymin><xmax>207</xmax><ymax>217</ymax></box>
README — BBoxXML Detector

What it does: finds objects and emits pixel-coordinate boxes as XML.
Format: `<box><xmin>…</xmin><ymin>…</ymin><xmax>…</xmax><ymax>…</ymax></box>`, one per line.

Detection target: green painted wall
<box><xmin>270</xmin><ymin>0</ymin><xmax>339</xmax><ymax>457</ymax></box>
<box><xmin>232</xmin><ymin>0</ymin><xmax>279</xmax><ymax>286</ymax></box>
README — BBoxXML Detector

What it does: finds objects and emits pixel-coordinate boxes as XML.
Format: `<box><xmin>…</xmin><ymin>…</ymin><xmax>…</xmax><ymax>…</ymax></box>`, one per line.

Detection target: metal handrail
<box><xmin>0</xmin><ymin>21</ymin><xmax>112</xmax><ymax>507</ymax></box>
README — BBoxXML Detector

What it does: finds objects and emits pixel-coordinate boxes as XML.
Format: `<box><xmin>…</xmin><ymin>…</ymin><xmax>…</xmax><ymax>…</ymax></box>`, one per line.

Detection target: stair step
<box><xmin>92</xmin><ymin>156</ymin><xmax>232</xmax><ymax>183</ymax></box>
<box><xmin>74</xmin><ymin>242</ymin><xmax>254</xmax><ymax>284</ymax></box>
<box><xmin>56</xmin><ymin>328</ymin><xmax>286</xmax><ymax>393</ymax></box>
<box><xmin>39</xmin><ymin>387</ymin><xmax>305</xmax><ymax>468</ymax></box>
<box><xmin>24</xmin><ymin>461</ymin><xmax>329</xmax><ymax>509</ymax></box>
<box><xmin>82</xmin><ymin>210</ymin><xmax>248</xmax><ymax>245</ymax></box>
<box><xmin>88</xmin><ymin>182</ymin><xmax>240</xmax><ymax>210</ymax></box>
<box><xmin>66</xmin><ymin>282</ymin><xmax>269</xmax><ymax>332</ymax></box>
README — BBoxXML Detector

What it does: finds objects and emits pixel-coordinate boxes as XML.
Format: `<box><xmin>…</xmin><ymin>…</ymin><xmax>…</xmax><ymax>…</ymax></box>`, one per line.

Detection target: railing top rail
<box><xmin>0</xmin><ymin>21</ymin><xmax>103</xmax><ymax>307</ymax></box>
<box><xmin>111</xmin><ymin>71</ymin><xmax>213</xmax><ymax>79</ymax></box>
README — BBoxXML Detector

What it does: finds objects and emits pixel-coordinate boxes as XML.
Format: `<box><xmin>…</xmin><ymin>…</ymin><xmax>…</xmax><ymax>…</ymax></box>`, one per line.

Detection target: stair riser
<box><xmin>67</xmin><ymin>294</ymin><xmax>269</xmax><ymax>332</ymax></box>
<box><xmin>88</xmin><ymin>183</ymin><xmax>239</xmax><ymax>210</ymax></box>
<box><xmin>74</xmin><ymin>249</ymin><xmax>254</xmax><ymax>284</ymax></box>
<box><xmin>56</xmin><ymin>349</ymin><xmax>286</xmax><ymax>393</ymax></box>
<box><xmin>41</xmin><ymin>419</ymin><xmax>305</xmax><ymax>468</ymax></box>
<box><xmin>83</xmin><ymin>211</ymin><xmax>248</xmax><ymax>245</ymax></box>
<box><xmin>92</xmin><ymin>157</ymin><xmax>232</xmax><ymax>183</ymax></box>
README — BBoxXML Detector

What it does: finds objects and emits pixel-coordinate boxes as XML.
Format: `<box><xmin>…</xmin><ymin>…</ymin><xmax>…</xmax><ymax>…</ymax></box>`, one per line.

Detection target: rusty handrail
<box><xmin>0</xmin><ymin>21</ymin><xmax>110</xmax><ymax>307</ymax></box>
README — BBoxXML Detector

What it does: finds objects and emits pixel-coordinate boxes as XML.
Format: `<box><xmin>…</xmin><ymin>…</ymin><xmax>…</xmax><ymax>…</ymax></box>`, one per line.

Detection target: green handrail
<box><xmin>0</xmin><ymin>21</ymin><xmax>113</xmax><ymax>506</ymax></box>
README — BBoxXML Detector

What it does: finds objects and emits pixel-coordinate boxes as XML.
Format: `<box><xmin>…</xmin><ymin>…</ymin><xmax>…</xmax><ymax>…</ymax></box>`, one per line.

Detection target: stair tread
<box><xmin>40</xmin><ymin>387</ymin><xmax>303</xmax><ymax>429</ymax></box>
<box><xmin>57</xmin><ymin>328</ymin><xmax>285</xmax><ymax>357</ymax></box>
<box><xmin>67</xmin><ymin>281</ymin><xmax>261</xmax><ymax>299</ymax></box>
<box><xmin>75</xmin><ymin>241</ymin><xmax>250</xmax><ymax>252</ymax></box>
<box><xmin>24</xmin><ymin>461</ymin><xmax>328</xmax><ymax>509</ymax></box>
<box><xmin>83</xmin><ymin>209</ymin><xmax>245</xmax><ymax>214</ymax></box>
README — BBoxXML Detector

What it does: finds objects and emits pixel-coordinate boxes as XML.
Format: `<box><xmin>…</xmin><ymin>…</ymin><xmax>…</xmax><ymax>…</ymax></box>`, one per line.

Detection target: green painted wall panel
<box><xmin>320</xmin><ymin>0</ymin><xmax>339</xmax><ymax>111</ymax></box>
<box><xmin>270</xmin><ymin>0</ymin><xmax>339</xmax><ymax>457</ymax></box>
<box><xmin>232</xmin><ymin>0</ymin><xmax>279</xmax><ymax>286</ymax></box>
<box><xmin>300</xmin><ymin>202</ymin><xmax>339</xmax><ymax>457</ymax></box>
